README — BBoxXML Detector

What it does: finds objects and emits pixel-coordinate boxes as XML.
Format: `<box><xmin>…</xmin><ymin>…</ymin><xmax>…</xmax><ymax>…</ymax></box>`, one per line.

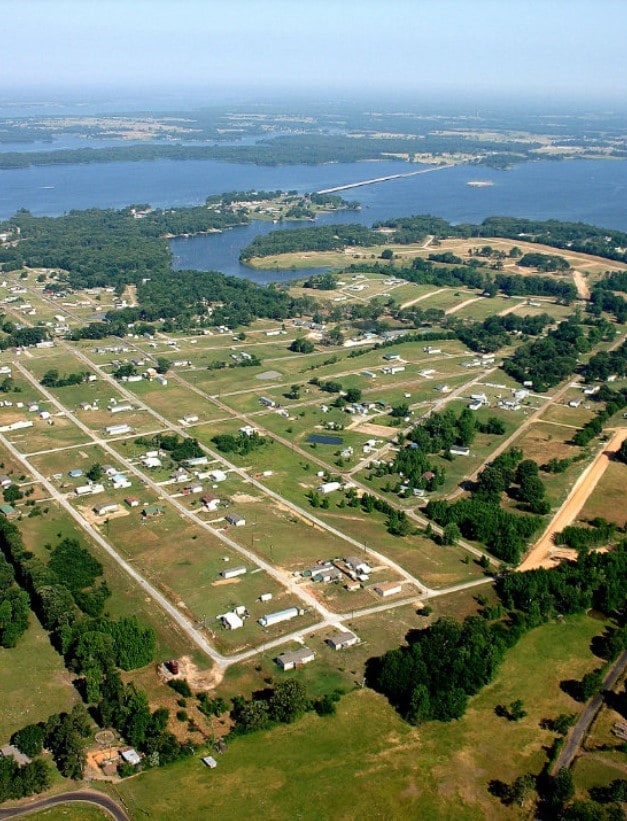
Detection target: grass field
<box><xmin>578</xmin><ymin>459</ymin><xmax>627</xmax><ymax>525</ymax></box>
<box><xmin>28</xmin><ymin>808</ymin><xmax>110</xmax><ymax>821</ymax></box>
<box><xmin>107</xmin><ymin>613</ymin><xmax>608</xmax><ymax>821</ymax></box>
<box><xmin>0</xmin><ymin>616</ymin><xmax>77</xmax><ymax>742</ymax></box>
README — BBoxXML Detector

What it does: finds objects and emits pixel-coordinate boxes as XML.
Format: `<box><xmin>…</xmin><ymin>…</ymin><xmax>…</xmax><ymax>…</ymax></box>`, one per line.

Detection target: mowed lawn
<box><xmin>107</xmin><ymin>614</ymin><xmax>606</xmax><ymax>821</ymax></box>
<box><xmin>0</xmin><ymin>616</ymin><xmax>77</xmax><ymax>742</ymax></box>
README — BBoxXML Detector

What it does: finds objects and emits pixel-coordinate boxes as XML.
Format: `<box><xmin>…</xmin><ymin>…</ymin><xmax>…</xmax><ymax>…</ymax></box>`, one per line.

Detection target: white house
<box><xmin>318</xmin><ymin>481</ymin><xmax>341</xmax><ymax>494</ymax></box>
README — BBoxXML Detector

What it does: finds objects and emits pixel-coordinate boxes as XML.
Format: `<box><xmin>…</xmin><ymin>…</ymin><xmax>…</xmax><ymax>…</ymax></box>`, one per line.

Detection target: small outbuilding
<box><xmin>225</xmin><ymin>513</ymin><xmax>246</xmax><ymax>527</ymax></box>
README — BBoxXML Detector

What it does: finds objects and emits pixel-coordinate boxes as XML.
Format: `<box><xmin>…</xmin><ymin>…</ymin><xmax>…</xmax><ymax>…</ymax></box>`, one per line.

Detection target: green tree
<box><xmin>268</xmin><ymin>680</ymin><xmax>308</xmax><ymax>724</ymax></box>
<box><xmin>442</xmin><ymin>522</ymin><xmax>461</xmax><ymax>545</ymax></box>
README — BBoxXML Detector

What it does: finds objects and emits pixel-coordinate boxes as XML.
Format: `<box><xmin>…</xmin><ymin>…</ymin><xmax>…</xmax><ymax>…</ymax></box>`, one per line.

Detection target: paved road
<box><xmin>0</xmin><ymin>790</ymin><xmax>128</xmax><ymax>820</ymax></box>
<box><xmin>552</xmin><ymin>649</ymin><xmax>627</xmax><ymax>774</ymax></box>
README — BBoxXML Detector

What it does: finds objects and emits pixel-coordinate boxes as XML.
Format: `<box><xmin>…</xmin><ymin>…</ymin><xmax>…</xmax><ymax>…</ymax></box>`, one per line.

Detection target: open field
<box><xmin>578</xmin><ymin>459</ymin><xmax>627</xmax><ymax>525</ymax></box>
<box><xmin>0</xmin><ymin>616</ymin><xmax>78</xmax><ymax>741</ymax></box>
<box><xmin>109</xmin><ymin>613</ymin><xmax>608</xmax><ymax>821</ymax></box>
<box><xmin>15</xmin><ymin>507</ymin><xmax>208</xmax><ymax>665</ymax></box>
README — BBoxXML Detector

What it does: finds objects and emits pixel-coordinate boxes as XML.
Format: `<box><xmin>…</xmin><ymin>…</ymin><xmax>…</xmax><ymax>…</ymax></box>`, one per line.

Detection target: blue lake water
<box><xmin>1</xmin><ymin>155</ymin><xmax>626</xmax><ymax>283</ymax></box>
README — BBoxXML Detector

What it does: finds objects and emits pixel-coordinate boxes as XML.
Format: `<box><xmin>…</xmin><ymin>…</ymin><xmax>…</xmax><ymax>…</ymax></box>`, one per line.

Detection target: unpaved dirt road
<box><xmin>519</xmin><ymin>428</ymin><xmax>627</xmax><ymax>571</ymax></box>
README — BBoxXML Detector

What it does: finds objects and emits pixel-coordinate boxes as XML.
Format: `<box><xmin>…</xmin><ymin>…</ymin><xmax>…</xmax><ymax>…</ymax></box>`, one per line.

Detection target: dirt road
<box><xmin>573</xmin><ymin>270</ymin><xmax>591</xmax><ymax>300</ymax></box>
<box><xmin>519</xmin><ymin>428</ymin><xmax>627</xmax><ymax>571</ymax></box>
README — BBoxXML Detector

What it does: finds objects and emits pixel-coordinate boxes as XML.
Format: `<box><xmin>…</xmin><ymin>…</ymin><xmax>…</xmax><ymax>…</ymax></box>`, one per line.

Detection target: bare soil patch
<box><xmin>352</xmin><ymin>421</ymin><xmax>399</xmax><ymax>437</ymax></box>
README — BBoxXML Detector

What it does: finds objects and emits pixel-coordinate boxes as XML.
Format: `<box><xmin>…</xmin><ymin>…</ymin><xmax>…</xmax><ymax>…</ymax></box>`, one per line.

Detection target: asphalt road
<box><xmin>0</xmin><ymin>790</ymin><xmax>128</xmax><ymax>820</ymax></box>
<box><xmin>552</xmin><ymin>648</ymin><xmax>627</xmax><ymax>774</ymax></box>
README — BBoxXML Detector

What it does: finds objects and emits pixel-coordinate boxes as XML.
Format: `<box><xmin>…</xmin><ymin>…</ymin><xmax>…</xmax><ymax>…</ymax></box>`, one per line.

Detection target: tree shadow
<box><xmin>559</xmin><ymin>679</ymin><xmax>584</xmax><ymax>702</ymax></box>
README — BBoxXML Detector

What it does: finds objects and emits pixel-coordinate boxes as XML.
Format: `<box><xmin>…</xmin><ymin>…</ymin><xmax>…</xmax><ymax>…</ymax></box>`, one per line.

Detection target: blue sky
<box><xmin>4</xmin><ymin>0</ymin><xmax>627</xmax><ymax>104</ymax></box>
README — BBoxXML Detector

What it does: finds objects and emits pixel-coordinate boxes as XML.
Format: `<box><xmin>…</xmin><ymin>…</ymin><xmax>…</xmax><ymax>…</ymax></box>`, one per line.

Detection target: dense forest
<box><xmin>0</xmin><ymin>132</ymin><xmax>542</xmax><ymax>171</ymax></box>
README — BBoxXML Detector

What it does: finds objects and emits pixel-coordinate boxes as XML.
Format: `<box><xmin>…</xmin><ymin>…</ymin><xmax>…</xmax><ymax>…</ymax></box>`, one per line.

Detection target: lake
<box><xmin>1</xmin><ymin>155</ymin><xmax>626</xmax><ymax>283</ymax></box>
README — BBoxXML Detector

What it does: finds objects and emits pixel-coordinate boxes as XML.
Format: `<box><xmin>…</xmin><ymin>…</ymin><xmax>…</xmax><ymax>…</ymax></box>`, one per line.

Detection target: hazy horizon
<box><xmin>3</xmin><ymin>0</ymin><xmax>627</xmax><ymax>112</ymax></box>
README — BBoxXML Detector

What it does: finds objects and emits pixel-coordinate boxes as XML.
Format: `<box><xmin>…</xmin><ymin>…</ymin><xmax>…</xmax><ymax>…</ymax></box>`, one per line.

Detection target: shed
<box><xmin>225</xmin><ymin>513</ymin><xmax>246</xmax><ymax>527</ymax></box>
<box><xmin>0</xmin><ymin>505</ymin><xmax>16</xmax><ymax>517</ymax></box>
<box><xmin>202</xmin><ymin>756</ymin><xmax>218</xmax><ymax>769</ymax></box>
<box><xmin>125</xmin><ymin>496</ymin><xmax>141</xmax><ymax>508</ymax></box>
<box><xmin>449</xmin><ymin>446</ymin><xmax>470</xmax><ymax>456</ymax></box>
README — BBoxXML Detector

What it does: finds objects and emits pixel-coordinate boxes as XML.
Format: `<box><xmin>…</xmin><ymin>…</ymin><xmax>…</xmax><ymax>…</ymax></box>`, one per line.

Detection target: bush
<box><xmin>168</xmin><ymin>678</ymin><xmax>192</xmax><ymax>698</ymax></box>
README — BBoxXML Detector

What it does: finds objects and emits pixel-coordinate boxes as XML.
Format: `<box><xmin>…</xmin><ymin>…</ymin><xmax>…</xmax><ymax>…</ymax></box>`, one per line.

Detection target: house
<box><xmin>156</xmin><ymin>376</ymin><xmax>168</xmax><ymax>386</ymax></box>
<box><xmin>201</xmin><ymin>494</ymin><xmax>220</xmax><ymax>512</ymax></box>
<box><xmin>423</xmin><ymin>346</ymin><xmax>441</xmax><ymax>354</ymax></box>
<box><xmin>171</xmin><ymin>468</ymin><xmax>190</xmax><ymax>483</ymax></box>
<box><xmin>39</xmin><ymin>411</ymin><xmax>51</xmax><ymax>420</ymax></box>
<box><xmin>468</xmin><ymin>401</ymin><xmax>483</xmax><ymax>411</ymax></box>
<box><xmin>327</xmin><ymin>630</ymin><xmax>359</xmax><ymax>650</ymax></box>
<box><xmin>68</xmin><ymin>469</ymin><xmax>83</xmax><ymax>479</ymax></box>
<box><xmin>104</xmin><ymin>424</ymin><xmax>132</xmax><ymax>436</ymax></box>
<box><xmin>0</xmin><ymin>476</ymin><xmax>12</xmax><ymax>489</ymax></box>
<box><xmin>93</xmin><ymin>503</ymin><xmax>119</xmax><ymax>516</ymax></box>
<box><xmin>184</xmin><ymin>456</ymin><xmax>208</xmax><ymax>467</ymax></box>
<box><xmin>221</xmin><ymin>566</ymin><xmax>246</xmax><ymax>580</ymax></box>
<box><xmin>226</xmin><ymin>513</ymin><xmax>246</xmax><ymax>527</ymax></box>
<box><xmin>259</xmin><ymin>592</ymin><xmax>273</xmax><ymax>602</ymax></box>
<box><xmin>220</xmin><ymin>611</ymin><xmax>244</xmax><ymax>630</ymax></box>
<box><xmin>182</xmin><ymin>415</ymin><xmax>199</xmax><ymax>424</ymax></box>
<box><xmin>208</xmin><ymin>469</ymin><xmax>227</xmax><ymax>483</ymax></box>
<box><xmin>345</xmin><ymin>557</ymin><xmax>373</xmax><ymax>575</ymax></box>
<box><xmin>108</xmin><ymin>402</ymin><xmax>133</xmax><ymax>413</ymax></box>
<box><xmin>318</xmin><ymin>481</ymin><xmax>341</xmax><ymax>494</ymax></box>
<box><xmin>183</xmin><ymin>482</ymin><xmax>203</xmax><ymax>495</ymax></box>
<box><xmin>418</xmin><ymin>368</ymin><xmax>435</xmax><ymax>377</ymax></box>
<box><xmin>450</xmin><ymin>445</ymin><xmax>470</xmax><ymax>456</ymax></box>
<box><xmin>239</xmin><ymin>425</ymin><xmax>256</xmax><ymax>436</ymax></box>
<box><xmin>312</xmin><ymin>566</ymin><xmax>343</xmax><ymax>584</ymax></box>
<box><xmin>124</xmin><ymin>496</ymin><xmax>141</xmax><ymax>508</ymax></box>
<box><xmin>259</xmin><ymin>396</ymin><xmax>276</xmax><ymax>408</ymax></box>
<box><xmin>142</xmin><ymin>505</ymin><xmax>165</xmax><ymax>519</ymax></box>
<box><xmin>275</xmin><ymin>647</ymin><xmax>315</xmax><ymax>671</ymax></box>
<box><xmin>141</xmin><ymin>456</ymin><xmax>162</xmax><ymax>469</ymax></box>
<box><xmin>75</xmin><ymin>483</ymin><xmax>105</xmax><ymax>497</ymax></box>
<box><xmin>569</xmin><ymin>399</ymin><xmax>582</xmax><ymax>408</ymax></box>
<box><xmin>259</xmin><ymin>607</ymin><xmax>300</xmax><ymax>628</ymax></box>
<box><xmin>375</xmin><ymin>582</ymin><xmax>402</xmax><ymax>597</ymax></box>
<box><xmin>470</xmin><ymin>393</ymin><xmax>488</xmax><ymax>405</ymax></box>
<box><xmin>344</xmin><ymin>580</ymin><xmax>361</xmax><ymax>591</ymax></box>
<box><xmin>362</xmin><ymin>370</ymin><xmax>377</xmax><ymax>379</ymax></box>
<box><xmin>112</xmin><ymin>473</ymin><xmax>131</xmax><ymax>489</ymax></box>
<box><xmin>0</xmin><ymin>505</ymin><xmax>16</xmax><ymax>517</ymax></box>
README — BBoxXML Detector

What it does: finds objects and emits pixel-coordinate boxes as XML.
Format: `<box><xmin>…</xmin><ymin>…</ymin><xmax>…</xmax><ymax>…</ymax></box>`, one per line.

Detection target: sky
<box><xmin>3</xmin><ymin>0</ymin><xmax>627</xmax><ymax>106</ymax></box>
